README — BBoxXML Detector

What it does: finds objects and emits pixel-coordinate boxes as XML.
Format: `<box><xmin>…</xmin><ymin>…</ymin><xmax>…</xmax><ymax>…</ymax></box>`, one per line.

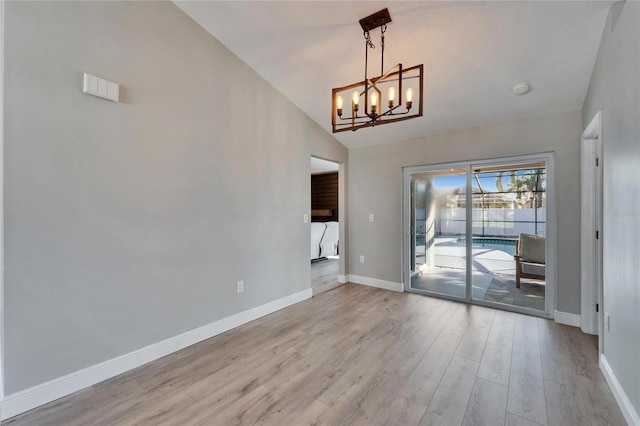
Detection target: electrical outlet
<box><xmin>369</xmin><ymin>214</ymin><xmax>375</xmax><ymax>222</ymax></box>
<box><xmin>237</xmin><ymin>280</ymin><xmax>244</xmax><ymax>293</ymax></box>
<box><xmin>303</xmin><ymin>214</ymin><xmax>309</xmax><ymax>223</ymax></box>
<box><xmin>360</xmin><ymin>255</ymin><xmax>365</xmax><ymax>263</ymax></box>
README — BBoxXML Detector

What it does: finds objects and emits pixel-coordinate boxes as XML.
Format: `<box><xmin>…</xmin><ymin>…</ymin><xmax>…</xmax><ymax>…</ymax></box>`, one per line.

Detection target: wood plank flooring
<box><xmin>4</xmin><ymin>284</ymin><xmax>626</xmax><ymax>426</ymax></box>
<box><xmin>311</xmin><ymin>258</ymin><xmax>340</xmax><ymax>295</ymax></box>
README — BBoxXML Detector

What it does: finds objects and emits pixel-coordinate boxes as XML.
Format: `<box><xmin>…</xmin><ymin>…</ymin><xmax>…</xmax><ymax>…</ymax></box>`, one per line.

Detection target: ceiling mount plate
<box><xmin>359</xmin><ymin>8</ymin><xmax>392</xmax><ymax>32</ymax></box>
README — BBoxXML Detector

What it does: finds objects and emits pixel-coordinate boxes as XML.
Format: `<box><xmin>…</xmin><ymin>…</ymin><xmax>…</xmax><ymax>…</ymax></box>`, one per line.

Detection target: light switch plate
<box><xmin>83</xmin><ymin>73</ymin><xmax>120</xmax><ymax>102</ymax></box>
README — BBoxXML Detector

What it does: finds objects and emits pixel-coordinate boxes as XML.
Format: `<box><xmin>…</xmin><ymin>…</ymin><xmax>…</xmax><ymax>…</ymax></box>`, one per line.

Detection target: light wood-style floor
<box><xmin>311</xmin><ymin>258</ymin><xmax>340</xmax><ymax>294</ymax></box>
<box><xmin>4</xmin><ymin>284</ymin><xmax>625</xmax><ymax>426</ymax></box>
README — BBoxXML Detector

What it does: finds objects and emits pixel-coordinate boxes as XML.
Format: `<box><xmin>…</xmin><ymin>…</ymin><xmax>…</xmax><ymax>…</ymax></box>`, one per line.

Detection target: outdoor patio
<box><xmin>412</xmin><ymin>237</ymin><xmax>545</xmax><ymax>311</ymax></box>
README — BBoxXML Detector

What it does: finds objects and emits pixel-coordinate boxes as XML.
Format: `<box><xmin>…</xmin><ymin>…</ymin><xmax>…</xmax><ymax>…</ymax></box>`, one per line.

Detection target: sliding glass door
<box><xmin>409</xmin><ymin>167</ymin><xmax>468</xmax><ymax>300</ymax></box>
<box><xmin>404</xmin><ymin>154</ymin><xmax>554</xmax><ymax>316</ymax></box>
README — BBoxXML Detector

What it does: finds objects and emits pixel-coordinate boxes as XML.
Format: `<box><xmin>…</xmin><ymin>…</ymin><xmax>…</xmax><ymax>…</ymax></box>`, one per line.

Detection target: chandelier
<box><xmin>331</xmin><ymin>8</ymin><xmax>423</xmax><ymax>133</ymax></box>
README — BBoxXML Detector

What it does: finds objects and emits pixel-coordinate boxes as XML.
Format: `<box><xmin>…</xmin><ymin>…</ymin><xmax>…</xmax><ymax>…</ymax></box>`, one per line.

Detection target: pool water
<box><xmin>457</xmin><ymin>238</ymin><xmax>517</xmax><ymax>256</ymax></box>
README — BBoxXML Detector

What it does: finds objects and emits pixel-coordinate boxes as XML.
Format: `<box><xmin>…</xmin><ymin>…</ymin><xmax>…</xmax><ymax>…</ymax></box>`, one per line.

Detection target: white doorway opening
<box><xmin>581</xmin><ymin>110</ymin><xmax>603</xmax><ymax>346</ymax></box>
<box><xmin>310</xmin><ymin>156</ymin><xmax>342</xmax><ymax>295</ymax></box>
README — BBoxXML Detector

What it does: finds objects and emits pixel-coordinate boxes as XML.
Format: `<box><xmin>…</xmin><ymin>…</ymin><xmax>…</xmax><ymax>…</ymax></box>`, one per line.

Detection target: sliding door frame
<box><xmin>402</xmin><ymin>152</ymin><xmax>556</xmax><ymax>318</ymax></box>
<box><xmin>402</xmin><ymin>160</ymin><xmax>471</xmax><ymax>304</ymax></box>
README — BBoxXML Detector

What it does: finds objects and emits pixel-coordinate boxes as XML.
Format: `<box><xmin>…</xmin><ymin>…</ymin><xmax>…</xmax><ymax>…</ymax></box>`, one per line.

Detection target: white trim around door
<box><xmin>581</xmin><ymin>110</ymin><xmax>603</xmax><ymax>341</ymax></box>
<box><xmin>0</xmin><ymin>0</ymin><xmax>6</xmax><ymax>404</ymax></box>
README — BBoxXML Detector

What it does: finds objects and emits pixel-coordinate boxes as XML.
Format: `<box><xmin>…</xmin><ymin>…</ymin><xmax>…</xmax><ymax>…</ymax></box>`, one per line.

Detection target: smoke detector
<box><xmin>512</xmin><ymin>82</ymin><xmax>530</xmax><ymax>95</ymax></box>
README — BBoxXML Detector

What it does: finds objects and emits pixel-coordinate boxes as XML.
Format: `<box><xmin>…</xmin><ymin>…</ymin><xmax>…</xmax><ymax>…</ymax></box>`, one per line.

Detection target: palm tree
<box><xmin>495</xmin><ymin>169</ymin><xmax>545</xmax><ymax>208</ymax></box>
<box><xmin>496</xmin><ymin>171</ymin><xmax>506</xmax><ymax>193</ymax></box>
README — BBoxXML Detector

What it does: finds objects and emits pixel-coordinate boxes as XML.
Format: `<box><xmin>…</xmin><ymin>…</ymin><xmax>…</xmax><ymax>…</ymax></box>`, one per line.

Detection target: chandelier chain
<box><xmin>363</xmin><ymin>30</ymin><xmax>375</xmax><ymax>49</ymax></box>
<box><xmin>380</xmin><ymin>24</ymin><xmax>386</xmax><ymax>74</ymax></box>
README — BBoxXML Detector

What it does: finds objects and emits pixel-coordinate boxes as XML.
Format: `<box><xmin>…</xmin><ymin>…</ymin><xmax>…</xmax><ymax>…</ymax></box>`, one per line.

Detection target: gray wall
<box><xmin>348</xmin><ymin>110</ymin><xmax>582</xmax><ymax>314</ymax></box>
<box><xmin>3</xmin><ymin>1</ymin><xmax>346</xmax><ymax>394</ymax></box>
<box><xmin>582</xmin><ymin>1</ymin><xmax>640</xmax><ymax>416</ymax></box>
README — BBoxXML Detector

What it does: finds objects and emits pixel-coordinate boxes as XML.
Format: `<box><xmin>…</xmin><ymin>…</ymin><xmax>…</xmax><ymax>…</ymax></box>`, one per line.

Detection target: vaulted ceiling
<box><xmin>175</xmin><ymin>1</ymin><xmax>611</xmax><ymax>149</ymax></box>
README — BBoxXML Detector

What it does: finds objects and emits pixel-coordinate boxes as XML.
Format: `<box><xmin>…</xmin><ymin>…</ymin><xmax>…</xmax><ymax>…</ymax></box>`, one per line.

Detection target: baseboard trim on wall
<box><xmin>348</xmin><ymin>275</ymin><xmax>403</xmax><ymax>292</ymax></box>
<box><xmin>0</xmin><ymin>288</ymin><xmax>312</xmax><ymax>421</ymax></box>
<box><xmin>600</xmin><ymin>354</ymin><xmax>640</xmax><ymax>426</ymax></box>
<box><xmin>554</xmin><ymin>310</ymin><xmax>581</xmax><ymax>327</ymax></box>
<box><xmin>337</xmin><ymin>275</ymin><xmax>347</xmax><ymax>283</ymax></box>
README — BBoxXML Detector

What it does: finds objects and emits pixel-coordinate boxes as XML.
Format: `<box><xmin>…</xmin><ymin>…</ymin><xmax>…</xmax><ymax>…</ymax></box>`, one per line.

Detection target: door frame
<box><xmin>309</xmin><ymin>155</ymin><xmax>346</xmax><ymax>287</ymax></box>
<box><xmin>402</xmin><ymin>160</ymin><xmax>470</xmax><ymax>304</ymax></box>
<box><xmin>402</xmin><ymin>152</ymin><xmax>556</xmax><ymax>318</ymax></box>
<box><xmin>0</xmin><ymin>0</ymin><xmax>6</xmax><ymax>402</ymax></box>
<box><xmin>581</xmin><ymin>111</ymin><xmax>603</xmax><ymax>346</ymax></box>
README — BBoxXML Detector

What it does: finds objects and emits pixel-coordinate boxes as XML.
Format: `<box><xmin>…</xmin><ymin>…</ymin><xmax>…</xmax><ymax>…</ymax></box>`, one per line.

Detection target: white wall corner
<box><xmin>554</xmin><ymin>310</ymin><xmax>581</xmax><ymax>328</ymax></box>
<box><xmin>0</xmin><ymin>0</ymin><xmax>6</xmax><ymax>407</ymax></box>
<box><xmin>347</xmin><ymin>274</ymin><xmax>403</xmax><ymax>292</ymax></box>
<box><xmin>0</xmin><ymin>288</ymin><xmax>312</xmax><ymax>421</ymax></box>
<box><xmin>600</xmin><ymin>354</ymin><xmax>640</xmax><ymax>426</ymax></box>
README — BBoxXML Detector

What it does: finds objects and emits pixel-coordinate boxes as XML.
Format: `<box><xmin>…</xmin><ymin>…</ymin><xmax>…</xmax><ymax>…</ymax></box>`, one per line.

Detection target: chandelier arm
<box><xmin>378</xmin><ymin>105</ymin><xmax>402</xmax><ymax>117</ymax></box>
<box><xmin>381</xmin><ymin>109</ymin><xmax>412</xmax><ymax>118</ymax></box>
<box><xmin>337</xmin><ymin>113</ymin><xmax>376</xmax><ymax>122</ymax></box>
<box><xmin>335</xmin><ymin>105</ymin><xmax>409</xmax><ymax>125</ymax></box>
<box><xmin>348</xmin><ymin>110</ymin><xmax>377</xmax><ymax>120</ymax></box>
<box><xmin>333</xmin><ymin>111</ymin><xmax>421</xmax><ymax>132</ymax></box>
<box><xmin>336</xmin><ymin>105</ymin><xmax>414</xmax><ymax>126</ymax></box>
<box><xmin>335</xmin><ymin>118</ymin><xmax>376</xmax><ymax>127</ymax></box>
<box><xmin>369</xmin><ymin>64</ymin><xmax>401</xmax><ymax>86</ymax></box>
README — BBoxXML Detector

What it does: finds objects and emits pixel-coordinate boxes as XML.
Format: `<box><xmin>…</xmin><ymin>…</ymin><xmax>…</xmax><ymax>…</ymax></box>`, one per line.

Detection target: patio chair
<box><xmin>514</xmin><ymin>233</ymin><xmax>545</xmax><ymax>288</ymax></box>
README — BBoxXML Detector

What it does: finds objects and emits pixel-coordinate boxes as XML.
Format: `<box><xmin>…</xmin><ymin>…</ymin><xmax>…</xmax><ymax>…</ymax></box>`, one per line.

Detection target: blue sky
<box><xmin>434</xmin><ymin>175</ymin><xmax>467</xmax><ymax>189</ymax></box>
<box><xmin>434</xmin><ymin>174</ymin><xmax>501</xmax><ymax>192</ymax></box>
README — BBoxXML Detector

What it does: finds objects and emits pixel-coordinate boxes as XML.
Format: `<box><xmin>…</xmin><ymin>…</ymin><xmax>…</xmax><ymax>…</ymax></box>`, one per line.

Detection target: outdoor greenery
<box><xmin>495</xmin><ymin>169</ymin><xmax>545</xmax><ymax>208</ymax></box>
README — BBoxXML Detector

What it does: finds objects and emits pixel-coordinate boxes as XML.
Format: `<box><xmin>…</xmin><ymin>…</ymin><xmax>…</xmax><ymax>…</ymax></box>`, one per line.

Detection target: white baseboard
<box><xmin>348</xmin><ymin>274</ymin><xmax>403</xmax><ymax>292</ymax></box>
<box><xmin>554</xmin><ymin>310</ymin><xmax>581</xmax><ymax>327</ymax></box>
<box><xmin>0</xmin><ymin>288</ymin><xmax>312</xmax><ymax>421</ymax></box>
<box><xmin>337</xmin><ymin>275</ymin><xmax>347</xmax><ymax>284</ymax></box>
<box><xmin>600</xmin><ymin>354</ymin><xmax>640</xmax><ymax>426</ymax></box>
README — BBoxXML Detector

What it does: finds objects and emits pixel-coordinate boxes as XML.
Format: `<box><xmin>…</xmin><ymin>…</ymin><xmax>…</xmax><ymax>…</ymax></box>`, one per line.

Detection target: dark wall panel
<box><xmin>311</xmin><ymin>172</ymin><xmax>338</xmax><ymax>222</ymax></box>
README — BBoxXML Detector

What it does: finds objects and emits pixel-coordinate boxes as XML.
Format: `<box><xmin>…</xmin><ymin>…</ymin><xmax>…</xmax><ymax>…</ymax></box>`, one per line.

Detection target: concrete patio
<box><xmin>412</xmin><ymin>237</ymin><xmax>545</xmax><ymax>311</ymax></box>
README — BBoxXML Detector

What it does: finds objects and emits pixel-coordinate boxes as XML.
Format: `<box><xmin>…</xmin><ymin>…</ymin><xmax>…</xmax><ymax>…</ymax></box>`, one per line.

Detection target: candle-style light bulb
<box><xmin>352</xmin><ymin>91</ymin><xmax>359</xmax><ymax>112</ymax></box>
<box><xmin>336</xmin><ymin>95</ymin><xmax>343</xmax><ymax>117</ymax></box>
<box><xmin>406</xmin><ymin>88</ymin><xmax>413</xmax><ymax>102</ymax></box>
<box><xmin>370</xmin><ymin>91</ymin><xmax>378</xmax><ymax>114</ymax></box>
<box><xmin>388</xmin><ymin>87</ymin><xmax>396</xmax><ymax>108</ymax></box>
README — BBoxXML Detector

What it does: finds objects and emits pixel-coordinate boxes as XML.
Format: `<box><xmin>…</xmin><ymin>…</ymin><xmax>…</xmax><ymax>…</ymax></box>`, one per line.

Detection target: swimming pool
<box><xmin>457</xmin><ymin>237</ymin><xmax>517</xmax><ymax>256</ymax></box>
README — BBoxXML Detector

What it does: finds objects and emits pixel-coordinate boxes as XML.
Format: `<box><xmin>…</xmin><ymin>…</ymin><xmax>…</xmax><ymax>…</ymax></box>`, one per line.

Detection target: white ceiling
<box><xmin>311</xmin><ymin>157</ymin><xmax>339</xmax><ymax>175</ymax></box>
<box><xmin>175</xmin><ymin>1</ymin><xmax>611</xmax><ymax>149</ymax></box>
